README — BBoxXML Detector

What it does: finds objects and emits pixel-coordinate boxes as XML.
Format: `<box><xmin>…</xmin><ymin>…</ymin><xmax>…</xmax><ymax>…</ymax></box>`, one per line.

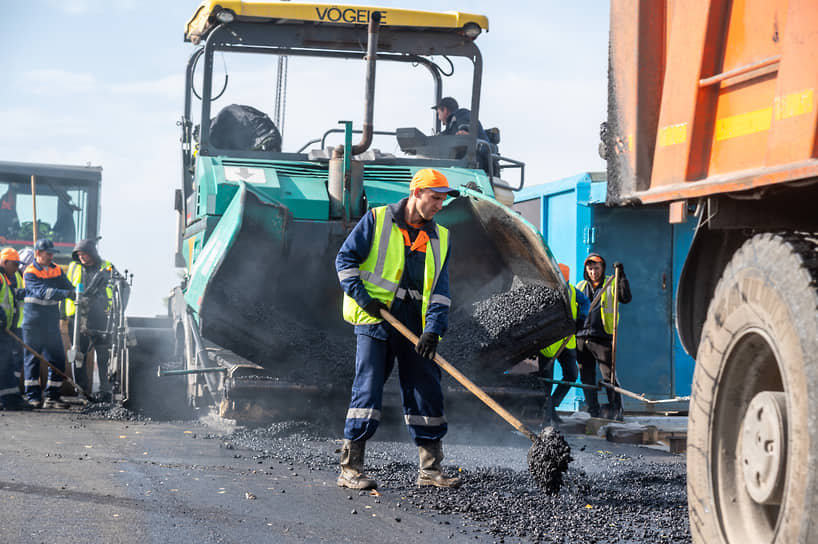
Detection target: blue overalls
<box><xmin>336</xmin><ymin>199</ymin><xmax>452</xmax><ymax>445</ymax></box>
<box><xmin>21</xmin><ymin>262</ymin><xmax>74</xmax><ymax>401</ymax></box>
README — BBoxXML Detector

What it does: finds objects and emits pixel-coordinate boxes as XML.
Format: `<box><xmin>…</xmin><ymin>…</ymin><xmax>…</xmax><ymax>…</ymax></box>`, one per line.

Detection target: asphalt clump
<box><xmin>527</xmin><ymin>427</ymin><xmax>572</xmax><ymax>494</ymax></box>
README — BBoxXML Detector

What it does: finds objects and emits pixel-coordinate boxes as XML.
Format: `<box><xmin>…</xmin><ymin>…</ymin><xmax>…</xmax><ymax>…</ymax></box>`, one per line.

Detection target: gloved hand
<box><xmin>65</xmin><ymin>290</ymin><xmax>76</xmax><ymax>301</ymax></box>
<box><xmin>14</xmin><ymin>288</ymin><xmax>26</xmax><ymax>302</ymax></box>
<box><xmin>363</xmin><ymin>299</ymin><xmax>387</xmax><ymax>319</ymax></box>
<box><xmin>415</xmin><ymin>332</ymin><xmax>439</xmax><ymax>360</ymax></box>
<box><xmin>613</xmin><ymin>262</ymin><xmax>625</xmax><ymax>274</ymax></box>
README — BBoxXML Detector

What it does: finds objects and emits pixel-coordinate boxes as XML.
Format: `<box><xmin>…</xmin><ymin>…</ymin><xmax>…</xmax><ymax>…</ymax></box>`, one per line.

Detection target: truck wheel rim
<box><xmin>712</xmin><ymin>328</ymin><xmax>784</xmax><ymax>543</ymax></box>
<box><xmin>741</xmin><ymin>391</ymin><xmax>787</xmax><ymax>505</ymax></box>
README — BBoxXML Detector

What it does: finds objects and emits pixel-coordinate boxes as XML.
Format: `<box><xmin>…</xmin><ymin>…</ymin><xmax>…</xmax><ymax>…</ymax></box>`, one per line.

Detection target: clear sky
<box><xmin>1</xmin><ymin>0</ymin><xmax>609</xmax><ymax>315</ymax></box>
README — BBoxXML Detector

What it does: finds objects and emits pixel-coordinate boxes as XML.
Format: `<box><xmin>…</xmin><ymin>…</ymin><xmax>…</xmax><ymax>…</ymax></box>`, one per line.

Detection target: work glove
<box><xmin>613</xmin><ymin>262</ymin><xmax>625</xmax><ymax>275</ymax></box>
<box><xmin>363</xmin><ymin>299</ymin><xmax>387</xmax><ymax>319</ymax></box>
<box><xmin>415</xmin><ymin>332</ymin><xmax>439</xmax><ymax>360</ymax></box>
<box><xmin>14</xmin><ymin>288</ymin><xmax>26</xmax><ymax>302</ymax></box>
<box><xmin>65</xmin><ymin>290</ymin><xmax>76</xmax><ymax>301</ymax></box>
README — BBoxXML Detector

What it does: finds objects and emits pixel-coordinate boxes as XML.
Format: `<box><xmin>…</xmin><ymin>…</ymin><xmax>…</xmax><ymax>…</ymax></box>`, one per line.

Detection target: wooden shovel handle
<box><xmin>380</xmin><ymin>309</ymin><xmax>539</xmax><ymax>443</ymax></box>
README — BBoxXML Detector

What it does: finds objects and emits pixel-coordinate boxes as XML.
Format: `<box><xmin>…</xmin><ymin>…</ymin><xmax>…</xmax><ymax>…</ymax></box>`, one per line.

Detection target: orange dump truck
<box><xmin>605</xmin><ymin>1</ymin><xmax>818</xmax><ymax>542</ymax></box>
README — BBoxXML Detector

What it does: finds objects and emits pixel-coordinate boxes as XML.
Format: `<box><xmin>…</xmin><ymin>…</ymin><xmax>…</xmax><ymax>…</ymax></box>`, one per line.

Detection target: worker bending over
<box><xmin>537</xmin><ymin>263</ymin><xmax>589</xmax><ymax>426</ymax></box>
<box><xmin>22</xmin><ymin>239</ymin><xmax>75</xmax><ymax>409</ymax></box>
<box><xmin>576</xmin><ymin>253</ymin><xmax>631</xmax><ymax>421</ymax></box>
<box><xmin>335</xmin><ymin>168</ymin><xmax>460</xmax><ymax>490</ymax></box>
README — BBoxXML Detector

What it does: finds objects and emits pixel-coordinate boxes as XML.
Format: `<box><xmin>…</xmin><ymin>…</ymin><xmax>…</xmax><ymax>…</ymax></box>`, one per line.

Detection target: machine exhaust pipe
<box><xmin>350</xmin><ymin>11</ymin><xmax>381</xmax><ymax>156</ymax></box>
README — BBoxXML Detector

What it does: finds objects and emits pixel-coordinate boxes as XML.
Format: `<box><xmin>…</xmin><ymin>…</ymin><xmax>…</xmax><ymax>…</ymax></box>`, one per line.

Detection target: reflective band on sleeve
<box><xmin>45</xmin><ymin>288</ymin><xmax>55</xmax><ymax>299</ymax></box>
<box><xmin>24</xmin><ymin>297</ymin><xmax>59</xmax><ymax>306</ymax></box>
<box><xmin>404</xmin><ymin>414</ymin><xmax>447</xmax><ymax>426</ymax></box>
<box><xmin>429</xmin><ymin>294</ymin><xmax>451</xmax><ymax>307</ymax></box>
<box><xmin>337</xmin><ymin>268</ymin><xmax>360</xmax><ymax>281</ymax></box>
<box><xmin>346</xmin><ymin>407</ymin><xmax>381</xmax><ymax>421</ymax></box>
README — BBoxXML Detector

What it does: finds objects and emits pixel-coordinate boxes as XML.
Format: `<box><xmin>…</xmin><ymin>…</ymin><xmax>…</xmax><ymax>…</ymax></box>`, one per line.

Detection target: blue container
<box><xmin>514</xmin><ymin>172</ymin><xmax>696</xmax><ymax>413</ymax></box>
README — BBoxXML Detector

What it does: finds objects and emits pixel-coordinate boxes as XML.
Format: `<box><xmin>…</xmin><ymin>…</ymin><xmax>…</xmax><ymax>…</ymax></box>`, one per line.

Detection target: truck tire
<box><xmin>688</xmin><ymin>232</ymin><xmax>818</xmax><ymax>543</ymax></box>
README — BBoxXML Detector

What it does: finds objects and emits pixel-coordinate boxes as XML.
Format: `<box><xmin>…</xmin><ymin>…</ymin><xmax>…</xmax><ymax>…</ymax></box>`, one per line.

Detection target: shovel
<box><xmin>6</xmin><ymin>329</ymin><xmax>90</xmax><ymax>398</ymax></box>
<box><xmin>67</xmin><ymin>284</ymin><xmax>84</xmax><ymax>368</ymax></box>
<box><xmin>378</xmin><ymin>308</ymin><xmax>572</xmax><ymax>493</ymax></box>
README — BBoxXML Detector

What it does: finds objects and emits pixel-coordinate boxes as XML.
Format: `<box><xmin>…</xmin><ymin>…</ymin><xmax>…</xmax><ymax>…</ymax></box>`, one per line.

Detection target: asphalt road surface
<box><xmin>0</xmin><ymin>405</ymin><xmax>689</xmax><ymax>543</ymax></box>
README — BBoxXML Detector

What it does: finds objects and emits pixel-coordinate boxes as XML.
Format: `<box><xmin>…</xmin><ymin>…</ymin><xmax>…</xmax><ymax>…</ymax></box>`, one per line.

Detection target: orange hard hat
<box><xmin>558</xmin><ymin>263</ymin><xmax>570</xmax><ymax>282</ymax></box>
<box><xmin>409</xmin><ymin>169</ymin><xmax>460</xmax><ymax>197</ymax></box>
<box><xmin>0</xmin><ymin>247</ymin><xmax>21</xmax><ymax>262</ymax></box>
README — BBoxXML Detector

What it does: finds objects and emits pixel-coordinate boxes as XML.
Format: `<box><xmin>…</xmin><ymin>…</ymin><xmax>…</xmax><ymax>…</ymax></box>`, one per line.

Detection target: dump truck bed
<box><xmin>607</xmin><ymin>0</ymin><xmax>818</xmax><ymax>205</ymax></box>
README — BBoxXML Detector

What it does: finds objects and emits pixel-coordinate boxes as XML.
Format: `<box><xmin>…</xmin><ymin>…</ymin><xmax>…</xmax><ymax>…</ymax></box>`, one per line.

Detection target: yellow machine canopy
<box><xmin>186</xmin><ymin>1</ymin><xmax>488</xmax><ymax>43</ymax></box>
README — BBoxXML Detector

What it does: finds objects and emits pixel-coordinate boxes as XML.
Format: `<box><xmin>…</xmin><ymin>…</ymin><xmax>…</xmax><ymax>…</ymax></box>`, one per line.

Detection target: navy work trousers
<box><xmin>0</xmin><ymin>329</ymin><xmax>20</xmax><ymax>400</ymax></box>
<box><xmin>22</xmin><ymin>324</ymin><xmax>67</xmax><ymax>400</ymax></box>
<box><xmin>343</xmin><ymin>329</ymin><xmax>446</xmax><ymax>445</ymax></box>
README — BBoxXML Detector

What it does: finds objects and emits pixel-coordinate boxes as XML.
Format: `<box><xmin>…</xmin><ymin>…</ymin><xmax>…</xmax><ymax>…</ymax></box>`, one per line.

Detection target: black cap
<box><xmin>431</xmin><ymin>96</ymin><xmax>458</xmax><ymax>111</ymax></box>
<box><xmin>34</xmin><ymin>239</ymin><xmax>59</xmax><ymax>254</ymax></box>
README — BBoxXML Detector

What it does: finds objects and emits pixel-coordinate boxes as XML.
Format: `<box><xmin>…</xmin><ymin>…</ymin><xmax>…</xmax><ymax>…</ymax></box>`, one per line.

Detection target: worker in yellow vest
<box><xmin>576</xmin><ymin>253</ymin><xmax>631</xmax><ymax>420</ymax></box>
<box><xmin>335</xmin><ymin>169</ymin><xmax>460</xmax><ymax>490</ymax></box>
<box><xmin>64</xmin><ymin>238</ymin><xmax>123</xmax><ymax>402</ymax></box>
<box><xmin>0</xmin><ymin>248</ymin><xmax>30</xmax><ymax>410</ymax></box>
<box><xmin>537</xmin><ymin>263</ymin><xmax>589</xmax><ymax>426</ymax></box>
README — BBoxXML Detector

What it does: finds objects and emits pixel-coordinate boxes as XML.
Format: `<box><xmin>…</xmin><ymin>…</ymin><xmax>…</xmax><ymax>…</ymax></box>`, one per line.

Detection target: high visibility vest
<box><xmin>64</xmin><ymin>260</ymin><xmax>113</xmax><ymax>318</ymax></box>
<box><xmin>12</xmin><ymin>271</ymin><xmax>23</xmax><ymax>328</ymax></box>
<box><xmin>341</xmin><ymin>206</ymin><xmax>449</xmax><ymax>330</ymax></box>
<box><xmin>0</xmin><ymin>273</ymin><xmax>14</xmax><ymax>329</ymax></box>
<box><xmin>540</xmin><ymin>283</ymin><xmax>578</xmax><ymax>358</ymax></box>
<box><xmin>577</xmin><ymin>275</ymin><xmax>618</xmax><ymax>335</ymax></box>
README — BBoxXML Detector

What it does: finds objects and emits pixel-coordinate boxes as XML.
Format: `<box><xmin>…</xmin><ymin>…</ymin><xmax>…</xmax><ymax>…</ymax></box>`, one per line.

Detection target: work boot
<box><xmin>43</xmin><ymin>397</ymin><xmax>71</xmax><ymax>410</ymax></box>
<box><xmin>416</xmin><ymin>440</ymin><xmax>461</xmax><ymax>488</ymax></box>
<box><xmin>2</xmin><ymin>395</ymin><xmax>33</xmax><ymax>411</ymax></box>
<box><xmin>337</xmin><ymin>439</ymin><xmax>377</xmax><ymax>490</ymax></box>
<box><xmin>26</xmin><ymin>398</ymin><xmax>43</xmax><ymax>409</ymax></box>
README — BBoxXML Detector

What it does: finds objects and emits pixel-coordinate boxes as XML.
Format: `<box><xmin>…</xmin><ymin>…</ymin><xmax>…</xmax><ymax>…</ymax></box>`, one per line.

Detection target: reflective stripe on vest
<box><xmin>341</xmin><ymin>206</ymin><xmax>449</xmax><ymax>329</ymax></box>
<box><xmin>64</xmin><ymin>260</ymin><xmax>112</xmax><ymax>317</ymax></box>
<box><xmin>540</xmin><ymin>283</ymin><xmax>578</xmax><ymax>358</ymax></box>
<box><xmin>13</xmin><ymin>271</ymin><xmax>23</xmax><ymax>328</ymax></box>
<box><xmin>0</xmin><ymin>274</ymin><xmax>13</xmax><ymax>329</ymax></box>
<box><xmin>577</xmin><ymin>275</ymin><xmax>617</xmax><ymax>335</ymax></box>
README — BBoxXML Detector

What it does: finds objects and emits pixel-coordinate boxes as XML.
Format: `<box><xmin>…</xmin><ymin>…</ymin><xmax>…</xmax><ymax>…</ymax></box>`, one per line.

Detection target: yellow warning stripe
<box><xmin>774</xmin><ymin>88</ymin><xmax>814</xmax><ymax>121</ymax></box>
<box><xmin>657</xmin><ymin>88</ymin><xmax>814</xmax><ymax>146</ymax></box>
<box><xmin>658</xmin><ymin>123</ymin><xmax>687</xmax><ymax>147</ymax></box>
<box><xmin>714</xmin><ymin>107</ymin><xmax>772</xmax><ymax>142</ymax></box>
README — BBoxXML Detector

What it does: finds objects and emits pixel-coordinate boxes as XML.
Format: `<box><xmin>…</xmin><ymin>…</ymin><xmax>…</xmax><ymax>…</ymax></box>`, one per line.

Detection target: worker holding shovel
<box><xmin>335</xmin><ymin>169</ymin><xmax>460</xmax><ymax>490</ymax></box>
<box><xmin>576</xmin><ymin>253</ymin><xmax>631</xmax><ymax>421</ymax></box>
<box><xmin>21</xmin><ymin>239</ymin><xmax>76</xmax><ymax>409</ymax></box>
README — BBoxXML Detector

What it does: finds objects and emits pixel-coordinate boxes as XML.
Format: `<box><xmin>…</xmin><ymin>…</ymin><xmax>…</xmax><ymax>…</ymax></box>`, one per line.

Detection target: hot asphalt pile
<box><xmin>78</xmin><ymin>401</ymin><xmax>151</xmax><ymax>422</ymax></box>
<box><xmin>224</xmin><ymin>421</ymin><xmax>691</xmax><ymax>543</ymax></box>
<box><xmin>445</xmin><ymin>279</ymin><xmax>564</xmax><ymax>383</ymax></box>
